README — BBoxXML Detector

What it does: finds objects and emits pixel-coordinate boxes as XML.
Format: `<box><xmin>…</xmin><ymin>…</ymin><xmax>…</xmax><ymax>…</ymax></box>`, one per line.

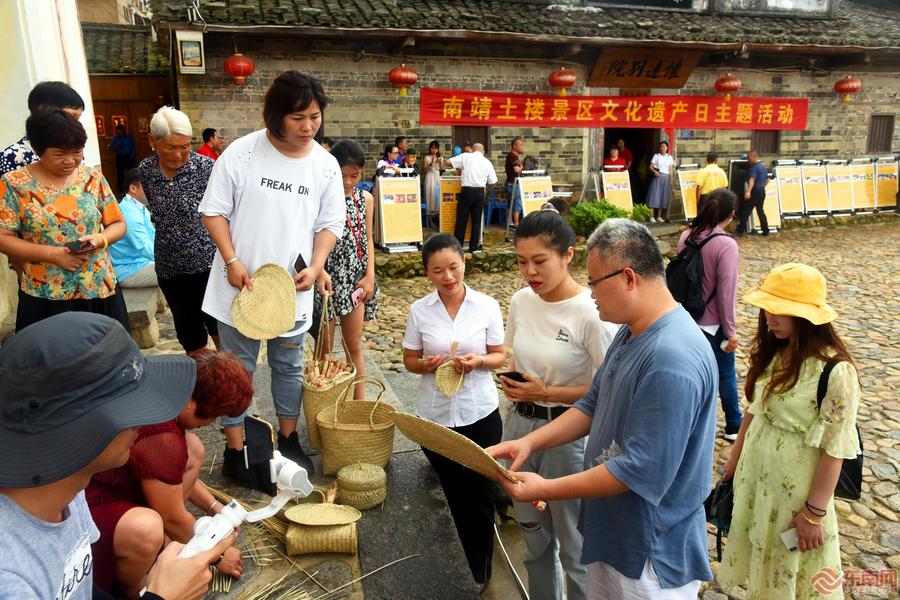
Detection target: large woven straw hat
<box><xmin>743</xmin><ymin>263</ymin><xmax>837</xmax><ymax>325</ymax></box>
<box><xmin>230</xmin><ymin>264</ymin><xmax>296</xmax><ymax>340</ymax></box>
<box><xmin>393</xmin><ymin>413</ymin><xmax>517</xmax><ymax>483</ymax></box>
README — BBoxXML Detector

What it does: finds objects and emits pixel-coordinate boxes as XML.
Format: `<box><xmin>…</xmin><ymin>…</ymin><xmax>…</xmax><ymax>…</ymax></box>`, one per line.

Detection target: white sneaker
<box><xmin>650</xmin><ymin>217</ymin><xmax>657</xmax><ymax>223</ymax></box>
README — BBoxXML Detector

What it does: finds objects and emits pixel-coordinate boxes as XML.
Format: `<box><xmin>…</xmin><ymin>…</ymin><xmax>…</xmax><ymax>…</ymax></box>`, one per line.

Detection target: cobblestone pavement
<box><xmin>366</xmin><ymin>220</ymin><xmax>900</xmax><ymax>600</ymax></box>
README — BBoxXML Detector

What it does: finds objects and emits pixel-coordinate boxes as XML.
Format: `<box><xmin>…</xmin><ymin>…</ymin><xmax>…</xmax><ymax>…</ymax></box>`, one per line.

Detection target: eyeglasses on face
<box><xmin>587</xmin><ymin>268</ymin><xmax>628</xmax><ymax>287</ymax></box>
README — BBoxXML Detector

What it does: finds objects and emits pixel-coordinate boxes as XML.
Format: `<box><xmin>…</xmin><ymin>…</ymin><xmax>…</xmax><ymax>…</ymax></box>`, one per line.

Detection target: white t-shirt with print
<box><xmin>199</xmin><ymin>130</ymin><xmax>345</xmax><ymax>335</ymax></box>
<box><xmin>651</xmin><ymin>153</ymin><xmax>676</xmax><ymax>175</ymax></box>
<box><xmin>505</xmin><ymin>287</ymin><xmax>618</xmax><ymax>408</ymax></box>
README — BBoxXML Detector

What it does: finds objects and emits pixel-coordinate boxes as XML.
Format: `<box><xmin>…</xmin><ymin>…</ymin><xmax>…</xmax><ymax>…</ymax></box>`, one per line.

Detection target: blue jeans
<box><xmin>218</xmin><ymin>320</ymin><xmax>306</xmax><ymax>427</ymax></box>
<box><xmin>703</xmin><ymin>328</ymin><xmax>742</xmax><ymax>429</ymax></box>
<box><xmin>506</xmin><ymin>182</ymin><xmax>523</xmax><ymax>214</ymax></box>
<box><xmin>503</xmin><ymin>411</ymin><xmax>587</xmax><ymax>600</ymax></box>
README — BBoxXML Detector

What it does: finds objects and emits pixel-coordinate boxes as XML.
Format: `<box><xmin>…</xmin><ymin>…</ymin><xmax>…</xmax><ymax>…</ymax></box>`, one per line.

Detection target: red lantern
<box><xmin>834</xmin><ymin>76</ymin><xmax>861</xmax><ymax>103</ymax></box>
<box><xmin>389</xmin><ymin>64</ymin><xmax>418</xmax><ymax>96</ymax></box>
<box><xmin>714</xmin><ymin>73</ymin><xmax>742</xmax><ymax>101</ymax></box>
<box><xmin>224</xmin><ymin>53</ymin><xmax>254</xmax><ymax>85</ymax></box>
<box><xmin>548</xmin><ymin>68</ymin><xmax>577</xmax><ymax>96</ymax></box>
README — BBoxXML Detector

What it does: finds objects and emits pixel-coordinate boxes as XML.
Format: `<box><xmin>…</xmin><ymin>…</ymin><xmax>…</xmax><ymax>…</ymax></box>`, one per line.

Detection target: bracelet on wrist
<box><xmin>206</xmin><ymin>499</ymin><xmax>220</xmax><ymax>515</ymax></box>
<box><xmin>805</xmin><ymin>501</ymin><xmax>826</xmax><ymax>517</ymax></box>
<box><xmin>224</xmin><ymin>257</ymin><xmax>239</xmax><ymax>271</ymax></box>
<box><xmin>800</xmin><ymin>509</ymin><xmax>824</xmax><ymax>526</ymax></box>
<box><xmin>211</xmin><ymin>553</ymin><xmax>224</xmax><ymax>567</ymax></box>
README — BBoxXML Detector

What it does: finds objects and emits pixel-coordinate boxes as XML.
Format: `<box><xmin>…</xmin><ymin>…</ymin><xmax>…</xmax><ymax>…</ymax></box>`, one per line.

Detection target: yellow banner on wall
<box><xmin>602</xmin><ymin>170</ymin><xmax>633</xmax><ymax>212</ymax></box>
<box><xmin>676</xmin><ymin>170</ymin><xmax>700</xmax><ymax>221</ymax></box>
<box><xmin>826</xmin><ymin>165</ymin><xmax>854</xmax><ymax>212</ymax></box>
<box><xmin>801</xmin><ymin>166</ymin><xmax>828</xmax><ymax>213</ymax></box>
<box><xmin>875</xmin><ymin>162</ymin><xmax>898</xmax><ymax>209</ymax></box>
<box><xmin>518</xmin><ymin>176</ymin><xmax>554</xmax><ymax>216</ymax></box>
<box><xmin>438</xmin><ymin>177</ymin><xmax>472</xmax><ymax>240</ymax></box>
<box><xmin>377</xmin><ymin>176</ymin><xmax>423</xmax><ymax>244</ymax></box>
<box><xmin>775</xmin><ymin>166</ymin><xmax>804</xmax><ymax>214</ymax></box>
<box><xmin>851</xmin><ymin>164</ymin><xmax>876</xmax><ymax>210</ymax></box>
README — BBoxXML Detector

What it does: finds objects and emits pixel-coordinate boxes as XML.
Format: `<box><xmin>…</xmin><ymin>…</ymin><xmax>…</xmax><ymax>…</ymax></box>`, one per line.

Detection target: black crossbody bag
<box><xmin>817</xmin><ymin>360</ymin><xmax>864</xmax><ymax>500</ymax></box>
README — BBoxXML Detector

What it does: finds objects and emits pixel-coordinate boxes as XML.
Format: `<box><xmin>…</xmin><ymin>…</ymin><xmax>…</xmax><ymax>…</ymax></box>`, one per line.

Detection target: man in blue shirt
<box><xmin>110</xmin><ymin>124</ymin><xmax>136</xmax><ymax>193</ymax></box>
<box><xmin>109</xmin><ymin>169</ymin><xmax>157</xmax><ymax>288</ymax></box>
<box><xmin>737</xmin><ymin>150</ymin><xmax>770</xmax><ymax>236</ymax></box>
<box><xmin>490</xmin><ymin>218</ymin><xmax>717</xmax><ymax>599</ymax></box>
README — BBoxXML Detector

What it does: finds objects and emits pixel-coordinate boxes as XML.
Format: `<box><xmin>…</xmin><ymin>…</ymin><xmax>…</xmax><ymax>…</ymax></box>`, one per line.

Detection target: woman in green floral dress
<box><xmin>719</xmin><ymin>263</ymin><xmax>861</xmax><ymax>599</ymax></box>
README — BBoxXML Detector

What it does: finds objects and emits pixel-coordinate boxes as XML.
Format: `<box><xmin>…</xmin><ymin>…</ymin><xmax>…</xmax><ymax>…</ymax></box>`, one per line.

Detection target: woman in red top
<box><xmin>602</xmin><ymin>146</ymin><xmax>626</xmax><ymax>172</ymax></box>
<box><xmin>86</xmin><ymin>350</ymin><xmax>253</xmax><ymax>598</ymax></box>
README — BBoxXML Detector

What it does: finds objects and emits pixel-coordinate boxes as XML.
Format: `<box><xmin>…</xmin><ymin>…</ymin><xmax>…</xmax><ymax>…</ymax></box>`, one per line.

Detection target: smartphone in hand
<box><xmin>780</xmin><ymin>528</ymin><xmax>799</xmax><ymax>553</ymax></box>
<box><xmin>64</xmin><ymin>240</ymin><xmax>94</xmax><ymax>253</ymax></box>
<box><xmin>351</xmin><ymin>287</ymin><xmax>365</xmax><ymax>307</ymax></box>
<box><xmin>294</xmin><ymin>252</ymin><xmax>308</xmax><ymax>273</ymax></box>
<box><xmin>497</xmin><ymin>371</ymin><xmax>528</xmax><ymax>383</ymax></box>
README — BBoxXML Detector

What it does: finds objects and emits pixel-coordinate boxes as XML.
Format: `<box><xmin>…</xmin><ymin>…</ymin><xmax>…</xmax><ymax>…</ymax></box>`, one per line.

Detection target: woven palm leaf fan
<box><xmin>434</xmin><ymin>341</ymin><xmax>464</xmax><ymax>397</ymax></box>
<box><xmin>230</xmin><ymin>263</ymin><xmax>296</xmax><ymax>340</ymax></box>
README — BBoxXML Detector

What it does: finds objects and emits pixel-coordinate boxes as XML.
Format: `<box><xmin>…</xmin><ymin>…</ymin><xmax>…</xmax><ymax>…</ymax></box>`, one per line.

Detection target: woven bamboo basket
<box><xmin>336</xmin><ymin>463</ymin><xmax>387</xmax><ymax>510</ymax></box>
<box><xmin>303</xmin><ymin>294</ymin><xmax>356</xmax><ymax>448</ymax></box>
<box><xmin>317</xmin><ymin>378</ymin><xmax>395</xmax><ymax>475</ymax></box>
<box><xmin>285</xmin><ymin>523</ymin><xmax>358</xmax><ymax>556</ymax></box>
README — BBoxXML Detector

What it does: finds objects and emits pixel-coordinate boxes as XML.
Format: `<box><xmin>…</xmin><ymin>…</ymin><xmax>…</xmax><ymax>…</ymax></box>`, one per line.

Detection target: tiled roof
<box><xmin>149</xmin><ymin>1</ymin><xmax>900</xmax><ymax>51</ymax></box>
<box><xmin>81</xmin><ymin>23</ymin><xmax>171</xmax><ymax>75</ymax></box>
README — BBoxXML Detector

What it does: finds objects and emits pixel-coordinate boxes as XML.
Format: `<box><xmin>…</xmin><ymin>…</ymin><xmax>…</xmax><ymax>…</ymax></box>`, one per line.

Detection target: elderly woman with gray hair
<box><xmin>138</xmin><ymin>106</ymin><xmax>219</xmax><ymax>353</ymax></box>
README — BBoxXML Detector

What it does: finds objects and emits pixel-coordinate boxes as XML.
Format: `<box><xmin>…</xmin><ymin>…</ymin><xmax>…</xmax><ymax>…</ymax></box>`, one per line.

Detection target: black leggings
<box><xmin>423</xmin><ymin>408</ymin><xmax>503</xmax><ymax>584</ymax></box>
<box><xmin>157</xmin><ymin>269</ymin><xmax>218</xmax><ymax>352</ymax></box>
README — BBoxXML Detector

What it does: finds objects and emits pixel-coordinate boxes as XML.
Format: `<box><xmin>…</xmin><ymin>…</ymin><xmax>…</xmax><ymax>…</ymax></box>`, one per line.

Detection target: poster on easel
<box><xmin>376</xmin><ymin>176</ymin><xmax>423</xmax><ymax>248</ymax></box>
<box><xmin>676</xmin><ymin>170</ymin><xmax>701</xmax><ymax>221</ymax></box>
<box><xmin>775</xmin><ymin>166</ymin><xmax>804</xmax><ymax>215</ymax></box>
<box><xmin>752</xmin><ymin>178</ymin><xmax>782</xmax><ymax>232</ymax></box>
<box><xmin>800</xmin><ymin>165</ymin><xmax>829</xmax><ymax>213</ymax></box>
<box><xmin>518</xmin><ymin>176</ymin><xmax>554</xmax><ymax>216</ymax></box>
<box><xmin>826</xmin><ymin>165</ymin><xmax>854</xmax><ymax>212</ymax></box>
<box><xmin>875</xmin><ymin>162</ymin><xmax>898</xmax><ymax>209</ymax></box>
<box><xmin>851</xmin><ymin>163</ymin><xmax>876</xmax><ymax>212</ymax></box>
<box><xmin>438</xmin><ymin>176</ymin><xmax>473</xmax><ymax>241</ymax></box>
<box><xmin>601</xmin><ymin>170</ymin><xmax>633</xmax><ymax>212</ymax></box>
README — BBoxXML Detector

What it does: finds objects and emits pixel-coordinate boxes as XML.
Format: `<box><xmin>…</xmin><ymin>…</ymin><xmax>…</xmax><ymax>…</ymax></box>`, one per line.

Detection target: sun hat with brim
<box><xmin>231</xmin><ymin>263</ymin><xmax>296</xmax><ymax>340</ymax></box>
<box><xmin>743</xmin><ymin>263</ymin><xmax>837</xmax><ymax>325</ymax></box>
<box><xmin>0</xmin><ymin>312</ymin><xmax>196</xmax><ymax>488</ymax></box>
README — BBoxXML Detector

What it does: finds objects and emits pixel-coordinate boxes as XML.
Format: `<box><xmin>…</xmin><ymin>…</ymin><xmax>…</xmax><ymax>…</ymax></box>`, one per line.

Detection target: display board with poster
<box><xmin>438</xmin><ymin>176</ymin><xmax>474</xmax><ymax>242</ymax></box>
<box><xmin>851</xmin><ymin>163</ymin><xmax>876</xmax><ymax>211</ymax></box>
<box><xmin>826</xmin><ymin>164</ymin><xmax>854</xmax><ymax>212</ymax></box>
<box><xmin>875</xmin><ymin>162</ymin><xmax>898</xmax><ymax>209</ymax></box>
<box><xmin>751</xmin><ymin>178</ymin><xmax>782</xmax><ymax>232</ymax></box>
<box><xmin>517</xmin><ymin>176</ymin><xmax>554</xmax><ymax>216</ymax></box>
<box><xmin>775</xmin><ymin>166</ymin><xmax>804</xmax><ymax>215</ymax></box>
<box><xmin>375</xmin><ymin>176</ymin><xmax>423</xmax><ymax>249</ymax></box>
<box><xmin>601</xmin><ymin>170</ymin><xmax>633</xmax><ymax>212</ymax></box>
<box><xmin>800</xmin><ymin>165</ymin><xmax>829</xmax><ymax>213</ymax></box>
<box><xmin>676</xmin><ymin>169</ymin><xmax>701</xmax><ymax>221</ymax></box>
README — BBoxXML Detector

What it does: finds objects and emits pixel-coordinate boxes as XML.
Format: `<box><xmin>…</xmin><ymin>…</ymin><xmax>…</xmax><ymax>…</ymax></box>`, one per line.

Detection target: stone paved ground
<box><xmin>366</xmin><ymin>220</ymin><xmax>900</xmax><ymax>600</ymax></box>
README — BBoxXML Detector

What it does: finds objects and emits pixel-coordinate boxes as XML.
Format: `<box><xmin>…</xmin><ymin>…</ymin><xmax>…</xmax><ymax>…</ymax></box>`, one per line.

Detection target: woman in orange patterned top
<box><xmin>0</xmin><ymin>109</ymin><xmax>128</xmax><ymax>331</ymax></box>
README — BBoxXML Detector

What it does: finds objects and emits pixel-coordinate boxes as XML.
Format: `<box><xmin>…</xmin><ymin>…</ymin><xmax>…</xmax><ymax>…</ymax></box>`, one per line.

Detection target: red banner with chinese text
<box><xmin>420</xmin><ymin>88</ymin><xmax>808</xmax><ymax>131</ymax></box>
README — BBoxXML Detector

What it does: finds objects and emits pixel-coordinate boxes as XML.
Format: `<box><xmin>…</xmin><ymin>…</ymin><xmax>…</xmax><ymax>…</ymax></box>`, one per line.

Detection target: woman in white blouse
<box><xmin>498</xmin><ymin>207</ymin><xmax>617</xmax><ymax>600</ymax></box>
<box><xmin>647</xmin><ymin>140</ymin><xmax>676</xmax><ymax>223</ymax></box>
<box><xmin>402</xmin><ymin>233</ymin><xmax>506</xmax><ymax>594</ymax></box>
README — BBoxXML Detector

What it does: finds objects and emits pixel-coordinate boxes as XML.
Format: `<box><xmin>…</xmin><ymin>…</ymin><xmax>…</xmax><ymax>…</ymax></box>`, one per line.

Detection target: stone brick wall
<box><xmin>177</xmin><ymin>36</ymin><xmax>590</xmax><ymax>187</ymax></box>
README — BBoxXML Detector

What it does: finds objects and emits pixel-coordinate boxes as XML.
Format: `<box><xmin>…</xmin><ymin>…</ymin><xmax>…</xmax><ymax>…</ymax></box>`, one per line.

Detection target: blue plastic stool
<box><xmin>485</xmin><ymin>188</ymin><xmax>507</xmax><ymax>225</ymax></box>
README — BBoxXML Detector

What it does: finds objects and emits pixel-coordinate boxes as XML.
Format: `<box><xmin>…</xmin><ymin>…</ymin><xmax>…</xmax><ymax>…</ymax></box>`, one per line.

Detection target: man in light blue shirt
<box><xmin>109</xmin><ymin>169</ymin><xmax>157</xmax><ymax>288</ymax></box>
<box><xmin>490</xmin><ymin>218</ymin><xmax>717</xmax><ymax>599</ymax></box>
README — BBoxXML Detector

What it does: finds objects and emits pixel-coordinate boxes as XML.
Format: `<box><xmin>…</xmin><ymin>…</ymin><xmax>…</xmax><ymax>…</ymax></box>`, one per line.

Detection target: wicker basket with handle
<box><xmin>317</xmin><ymin>378</ymin><xmax>395</xmax><ymax>475</ymax></box>
<box><xmin>284</xmin><ymin>523</ymin><xmax>358</xmax><ymax>556</ymax></box>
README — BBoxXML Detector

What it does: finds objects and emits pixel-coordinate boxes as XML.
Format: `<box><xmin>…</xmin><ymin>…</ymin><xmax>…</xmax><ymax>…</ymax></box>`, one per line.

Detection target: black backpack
<box><xmin>666</xmin><ymin>233</ymin><xmax>726</xmax><ymax>319</ymax></box>
<box><xmin>818</xmin><ymin>360</ymin><xmax>864</xmax><ymax>500</ymax></box>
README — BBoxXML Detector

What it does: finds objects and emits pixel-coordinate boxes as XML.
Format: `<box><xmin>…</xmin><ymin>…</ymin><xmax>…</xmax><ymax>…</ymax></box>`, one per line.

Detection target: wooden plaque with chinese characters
<box><xmin>588</xmin><ymin>48</ymin><xmax>701</xmax><ymax>89</ymax></box>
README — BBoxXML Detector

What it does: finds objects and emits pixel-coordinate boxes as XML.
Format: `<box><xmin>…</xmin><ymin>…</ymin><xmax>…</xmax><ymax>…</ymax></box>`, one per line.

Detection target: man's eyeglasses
<box><xmin>587</xmin><ymin>269</ymin><xmax>625</xmax><ymax>287</ymax></box>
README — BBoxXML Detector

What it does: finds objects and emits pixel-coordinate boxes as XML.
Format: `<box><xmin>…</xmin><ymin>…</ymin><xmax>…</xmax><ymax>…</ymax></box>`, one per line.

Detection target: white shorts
<box><xmin>587</xmin><ymin>559</ymin><xmax>701</xmax><ymax>600</ymax></box>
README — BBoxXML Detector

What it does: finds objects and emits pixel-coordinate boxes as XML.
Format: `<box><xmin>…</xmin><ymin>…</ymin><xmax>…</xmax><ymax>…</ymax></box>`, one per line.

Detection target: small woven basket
<box><xmin>317</xmin><ymin>378</ymin><xmax>396</xmax><ymax>475</ymax></box>
<box><xmin>303</xmin><ymin>294</ymin><xmax>357</xmax><ymax>449</ymax></box>
<box><xmin>337</xmin><ymin>463</ymin><xmax>387</xmax><ymax>510</ymax></box>
<box><xmin>284</xmin><ymin>523</ymin><xmax>358</xmax><ymax>556</ymax></box>
<box><xmin>284</xmin><ymin>502</ymin><xmax>362</xmax><ymax>526</ymax></box>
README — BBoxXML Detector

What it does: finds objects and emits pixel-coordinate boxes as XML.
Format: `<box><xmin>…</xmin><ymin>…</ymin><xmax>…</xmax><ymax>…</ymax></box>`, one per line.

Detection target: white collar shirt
<box><xmin>402</xmin><ymin>286</ymin><xmax>504</xmax><ymax>427</ymax></box>
<box><xmin>449</xmin><ymin>151</ymin><xmax>498</xmax><ymax>188</ymax></box>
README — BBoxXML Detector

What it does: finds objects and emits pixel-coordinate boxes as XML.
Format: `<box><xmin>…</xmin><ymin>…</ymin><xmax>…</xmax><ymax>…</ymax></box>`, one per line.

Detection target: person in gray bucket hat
<box><xmin>0</xmin><ymin>312</ymin><xmax>236</xmax><ymax>600</ymax></box>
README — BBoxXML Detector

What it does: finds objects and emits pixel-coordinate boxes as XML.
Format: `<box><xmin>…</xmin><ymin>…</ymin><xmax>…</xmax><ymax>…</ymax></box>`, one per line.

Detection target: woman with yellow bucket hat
<box><xmin>719</xmin><ymin>263</ymin><xmax>861</xmax><ymax>599</ymax></box>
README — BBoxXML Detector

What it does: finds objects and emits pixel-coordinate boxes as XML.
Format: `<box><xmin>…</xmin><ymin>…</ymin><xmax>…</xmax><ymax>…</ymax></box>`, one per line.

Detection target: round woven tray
<box><xmin>230</xmin><ymin>263</ymin><xmax>296</xmax><ymax>340</ymax></box>
<box><xmin>392</xmin><ymin>412</ymin><xmax>517</xmax><ymax>483</ymax></box>
<box><xmin>283</xmin><ymin>503</ymin><xmax>362</xmax><ymax>526</ymax></box>
<box><xmin>285</xmin><ymin>522</ymin><xmax>358</xmax><ymax>556</ymax></box>
<box><xmin>337</xmin><ymin>463</ymin><xmax>387</xmax><ymax>510</ymax></box>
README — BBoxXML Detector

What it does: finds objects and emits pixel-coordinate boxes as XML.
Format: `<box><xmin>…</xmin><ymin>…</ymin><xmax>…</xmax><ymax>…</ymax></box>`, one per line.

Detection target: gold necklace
<box><xmin>31</xmin><ymin>164</ymin><xmax>77</xmax><ymax>193</ymax></box>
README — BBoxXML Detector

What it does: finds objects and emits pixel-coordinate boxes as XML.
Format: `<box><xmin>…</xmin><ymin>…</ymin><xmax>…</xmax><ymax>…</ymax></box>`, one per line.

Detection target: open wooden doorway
<box><xmin>603</xmin><ymin>127</ymin><xmax>661</xmax><ymax>204</ymax></box>
<box><xmin>452</xmin><ymin>126</ymin><xmax>491</xmax><ymax>157</ymax></box>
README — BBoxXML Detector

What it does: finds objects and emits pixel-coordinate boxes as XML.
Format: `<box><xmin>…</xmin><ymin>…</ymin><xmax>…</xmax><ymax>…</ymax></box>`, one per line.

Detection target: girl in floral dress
<box><xmin>314</xmin><ymin>140</ymin><xmax>378</xmax><ymax>400</ymax></box>
<box><xmin>720</xmin><ymin>263</ymin><xmax>861</xmax><ymax>599</ymax></box>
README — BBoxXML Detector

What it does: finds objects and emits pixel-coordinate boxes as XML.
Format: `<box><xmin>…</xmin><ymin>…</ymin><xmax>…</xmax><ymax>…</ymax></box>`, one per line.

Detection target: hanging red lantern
<box><xmin>224</xmin><ymin>53</ymin><xmax>254</xmax><ymax>85</ymax></box>
<box><xmin>548</xmin><ymin>68</ymin><xmax>577</xmax><ymax>96</ymax></box>
<box><xmin>714</xmin><ymin>73</ymin><xmax>742</xmax><ymax>101</ymax></box>
<box><xmin>389</xmin><ymin>64</ymin><xmax>418</xmax><ymax>96</ymax></box>
<box><xmin>834</xmin><ymin>76</ymin><xmax>861</xmax><ymax>103</ymax></box>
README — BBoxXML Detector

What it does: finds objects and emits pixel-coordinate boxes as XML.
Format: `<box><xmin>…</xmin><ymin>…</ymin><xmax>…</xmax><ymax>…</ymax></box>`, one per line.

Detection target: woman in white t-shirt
<box><xmin>199</xmin><ymin>71</ymin><xmax>345</xmax><ymax>488</ymax></box>
<box><xmin>647</xmin><ymin>140</ymin><xmax>676</xmax><ymax>223</ymax></box>
<box><xmin>497</xmin><ymin>207</ymin><xmax>617</xmax><ymax>600</ymax></box>
<box><xmin>402</xmin><ymin>233</ymin><xmax>506</xmax><ymax>593</ymax></box>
